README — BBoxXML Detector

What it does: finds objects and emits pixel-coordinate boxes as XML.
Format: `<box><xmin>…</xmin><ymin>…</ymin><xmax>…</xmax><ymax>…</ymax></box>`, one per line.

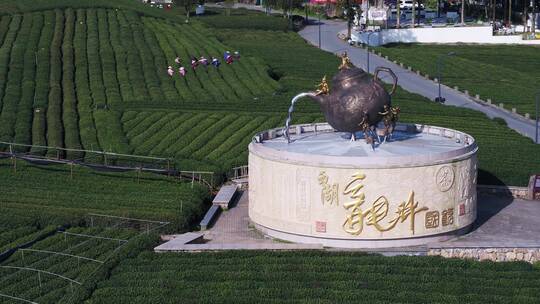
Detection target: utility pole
<box><xmin>461</xmin><ymin>0</ymin><xmax>465</xmax><ymax>24</ymax></box>
<box><xmin>289</xmin><ymin>0</ymin><xmax>293</xmax><ymax>30</ymax></box>
<box><xmin>509</xmin><ymin>0</ymin><xmax>513</xmax><ymax>25</ymax></box>
<box><xmin>412</xmin><ymin>0</ymin><xmax>416</xmax><ymax>27</ymax></box>
<box><xmin>397</xmin><ymin>0</ymin><xmax>401</xmax><ymax>28</ymax></box>
<box><xmin>534</xmin><ymin>92</ymin><xmax>540</xmax><ymax>144</ymax></box>
<box><xmin>347</xmin><ymin>0</ymin><xmax>352</xmax><ymax>39</ymax></box>
<box><xmin>318</xmin><ymin>8</ymin><xmax>322</xmax><ymax>48</ymax></box>
<box><xmin>434</xmin><ymin>52</ymin><xmax>456</xmax><ymax>103</ymax></box>
<box><xmin>492</xmin><ymin>0</ymin><xmax>496</xmax><ymax>23</ymax></box>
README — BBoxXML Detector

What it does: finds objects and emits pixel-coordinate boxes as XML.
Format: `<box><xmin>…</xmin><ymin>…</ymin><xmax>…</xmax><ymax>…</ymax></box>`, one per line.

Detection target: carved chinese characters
<box><xmin>318</xmin><ymin>171</ymin><xmax>339</xmax><ymax>206</ymax></box>
<box><xmin>425</xmin><ymin>211</ymin><xmax>440</xmax><ymax>229</ymax></box>
<box><xmin>341</xmin><ymin>172</ymin><xmax>428</xmax><ymax>236</ymax></box>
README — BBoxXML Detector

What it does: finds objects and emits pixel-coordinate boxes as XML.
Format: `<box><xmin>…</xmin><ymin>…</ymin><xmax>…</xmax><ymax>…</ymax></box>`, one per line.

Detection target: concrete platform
<box><xmin>154</xmin><ymin>232</ymin><xmax>204</xmax><ymax>252</ymax></box>
<box><xmin>155</xmin><ymin>192</ymin><xmax>323</xmax><ymax>252</ymax></box>
<box><xmin>431</xmin><ymin>193</ymin><xmax>540</xmax><ymax>248</ymax></box>
<box><xmin>155</xmin><ymin>191</ymin><xmax>540</xmax><ymax>259</ymax></box>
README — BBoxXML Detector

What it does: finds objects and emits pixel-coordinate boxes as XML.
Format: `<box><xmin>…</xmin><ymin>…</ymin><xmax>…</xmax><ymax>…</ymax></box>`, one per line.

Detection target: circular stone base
<box><xmin>253</xmin><ymin>222</ymin><xmax>474</xmax><ymax>249</ymax></box>
<box><xmin>249</xmin><ymin>122</ymin><xmax>478</xmax><ymax>248</ymax></box>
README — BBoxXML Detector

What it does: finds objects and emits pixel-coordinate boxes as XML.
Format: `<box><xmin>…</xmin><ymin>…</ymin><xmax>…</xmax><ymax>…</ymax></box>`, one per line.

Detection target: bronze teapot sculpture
<box><xmin>284</xmin><ymin>52</ymin><xmax>399</xmax><ymax>143</ymax></box>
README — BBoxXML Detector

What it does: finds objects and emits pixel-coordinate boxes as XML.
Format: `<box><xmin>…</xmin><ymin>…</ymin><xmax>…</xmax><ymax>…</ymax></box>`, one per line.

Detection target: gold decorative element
<box><xmin>338</xmin><ymin>51</ymin><xmax>352</xmax><ymax>70</ymax></box>
<box><xmin>318</xmin><ymin>171</ymin><xmax>339</xmax><ymax>206</ymax></box>
<box><xmin>315</xmin><ymin>75</ymin><xmax>329</xmax><ymax>96</ymax></box>
<box><xmin>442</xmin><ymin>208</ymin><xmax>454</xmax><ymax>226</ymax></box>
<box><xmin>425</xmin><ymin>211</ymin><xmax>440</xmax><ymax>229</ymax></box>
<box><xmin>358</xmin><ymin>111</ymin><xmax>375</xmax><ymax>144</ymax></box>
<box><xmin>342</xmin><ymin>172</ymin><xmax>429</xmax><ymax>236</ymax></box>
<box><xmin>436</xmin><ymin>166</ymin><xmax>455</xmax><ymax>192</ymax></box>
<box><xmin>378</xmin><ymin>105</ymin><xmax>401</xmax><ymax>138</ymax></box>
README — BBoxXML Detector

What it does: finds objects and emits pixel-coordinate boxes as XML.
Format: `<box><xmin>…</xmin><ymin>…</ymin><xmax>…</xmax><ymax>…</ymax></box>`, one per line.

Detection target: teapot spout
<box><xmin>309</xmin><ymin>93</ymin><xmax>326</xmax><ymax>105</ymax></box>
<box><xmin>283</xmin><ymin>92</ymin><xmax>321</xmax><ymax>143</ymax></box>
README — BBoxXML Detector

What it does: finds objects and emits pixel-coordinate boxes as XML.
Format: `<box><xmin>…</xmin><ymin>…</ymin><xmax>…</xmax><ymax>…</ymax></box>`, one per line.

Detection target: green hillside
<box><xmin>0</xmin><ymin>4</ymin><xmax>539</xmax><ymax>183</ymax></box>
<box><xmin>0</xmin><ymin>7</ymin><xmax>279</xmax><ymax>166</ymax></box>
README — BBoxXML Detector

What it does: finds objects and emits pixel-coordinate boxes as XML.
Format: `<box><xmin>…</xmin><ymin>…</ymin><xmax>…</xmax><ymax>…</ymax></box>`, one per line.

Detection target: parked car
<box><xmin>399</xmin><ymin>0</ymin><xmax>424</xmax><ymax>10</ymax></box>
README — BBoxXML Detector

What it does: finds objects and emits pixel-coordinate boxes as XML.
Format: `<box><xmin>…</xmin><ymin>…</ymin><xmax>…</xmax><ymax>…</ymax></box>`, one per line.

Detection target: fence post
<box><xmin>38</xmin><ymin>271</ymin><xmax>42</xmax><ymax>292</ymax></box>
<box><xmin>9</xmin><ymin>144</ymin><xmax>16</xmax><ymax>173</ymax></box>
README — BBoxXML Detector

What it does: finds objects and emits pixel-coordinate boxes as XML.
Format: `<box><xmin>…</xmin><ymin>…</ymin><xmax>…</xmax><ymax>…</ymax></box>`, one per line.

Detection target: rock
<box><xmin>506</xmin><ymin>251</ymin><xmax>516</xmax><ymax>261</ymax></box>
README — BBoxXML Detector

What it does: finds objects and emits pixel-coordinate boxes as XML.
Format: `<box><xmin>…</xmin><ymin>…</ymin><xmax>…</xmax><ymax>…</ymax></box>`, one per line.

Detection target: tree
<box><xmin>174</xmin><ymin>0</ymin><xmax>197</xmax><ymax>21</ymax></box>
<box><xmin>263</xmin><ymin>0</ymin><xmax>278</xmax><ymax>15</ymax></box>
<box><xmin>223</xmin><ymin>0</ymin><xmax>235</xmax><ymax>16</ymax></box>
<box><xmin>276</xmin><ymin>0</ymin><xmax>305</xmax><ymax>18</ymax></box>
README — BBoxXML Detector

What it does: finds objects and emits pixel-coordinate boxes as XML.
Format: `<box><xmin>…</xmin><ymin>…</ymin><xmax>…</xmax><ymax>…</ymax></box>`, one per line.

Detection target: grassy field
<box><xmin>374</xmin><ymin>44</ymin><xmax>540</xmax><ymax>118</ymax></box>
<box><xmin>87</xmin><ymin>250</ymin><xmax>540</xmax><ymax>304</ymax></box>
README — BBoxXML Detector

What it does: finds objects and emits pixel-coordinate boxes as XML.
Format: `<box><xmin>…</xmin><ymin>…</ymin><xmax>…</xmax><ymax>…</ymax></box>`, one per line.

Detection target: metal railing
<box><xmin>230</xmin><ymin>165</ymin><xmax>248</xmax><ymax>180</ymax></box>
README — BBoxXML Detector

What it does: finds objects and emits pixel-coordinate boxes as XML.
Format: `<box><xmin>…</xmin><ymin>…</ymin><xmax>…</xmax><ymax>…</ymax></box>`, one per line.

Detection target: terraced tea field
<box><xmin>374</xmin><ymin>44</ymin><xmax>540</xmax><ymax>118</ymax></box>
<box><xmin>0</xmin><ymin>8</ymin><xmax>279</xmax><ymax>158</ymax></box>
<box><xmin>121</xmin><ymin>111</ymin><xmax>323</xmax><ymax>170</ymax></box>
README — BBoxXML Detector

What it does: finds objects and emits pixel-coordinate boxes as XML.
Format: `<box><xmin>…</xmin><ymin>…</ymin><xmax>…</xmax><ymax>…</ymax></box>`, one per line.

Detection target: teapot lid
<box><xmin>332</xmin><ymin>66</ymin><xmax>369</xmax><ymax>84</ymax></box>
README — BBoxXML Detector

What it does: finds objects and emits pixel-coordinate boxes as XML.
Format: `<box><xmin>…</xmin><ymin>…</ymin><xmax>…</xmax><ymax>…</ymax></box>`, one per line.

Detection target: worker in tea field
<box><xmin>175</xmin><ymin>56</ymin><xmax>181</xmax><ymax>65</ymax></box>
<box><xmin>225</xmin><ymin>53</ymin><xmax>234</xmax><ymax>64</ymax></box>
<box><xmin>179</xmin><ymin>66</ymin><xmax>187</xmax><ymax>77</ymax></box>
<box><xmin>191</xmin><ymin>56</ymin><xmax>199</xmax><ymax>70</ymax></box>
<box><xmin>199</xmin><ymin>56</ymin><xmax>209</xmax><ymax>66</ymax></box>
<box><xmin>234</xmin><ymin>51</ymin><xmax>240</xmax><ymax>60</ymax></box>
<box><xmin>167</xmin><ymin>66</ymin><xmax>174</xmax><ymax>77</ymax></box>
<box><xmin>211</xmin><ymin>57</ymin><xmax>220</xmax><ymax>68</ymax></box>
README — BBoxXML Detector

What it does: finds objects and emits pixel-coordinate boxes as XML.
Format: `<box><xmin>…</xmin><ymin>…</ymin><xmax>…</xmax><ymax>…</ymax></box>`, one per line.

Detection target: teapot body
<box><xmin>312</xmin><ymin>67</ymin><xmax>395</xmax><ymax>133</ymax></box>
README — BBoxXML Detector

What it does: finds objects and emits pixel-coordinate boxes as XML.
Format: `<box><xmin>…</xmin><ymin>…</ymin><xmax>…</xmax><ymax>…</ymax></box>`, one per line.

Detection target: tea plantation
<box><xmin>0</xmin><ymin>227</ymin><xmax>139</xmax><ymax>304</ymax></box>
<box><xmin>0</xmin><ymin>159</ymin><xmax>211</xmax><ymax>231</ymax></box>
<box><xmin>1</xmin><ymin>2</ymin><xmax>540</xmax><ymax>303</ymax></box>
<box><xmin>88</xmin><ymin>249</ymin><xmax>540</xmax><ymax>304</ymax></box>
<box><xmin>374</xmin><ymin>43</ymin><xmax>540</xmax><ymax>118</ymax></box>
<box><xmin>0</xmin><ymin>2</ymin><xmax>538</xmax><ymax>184</ymax></box>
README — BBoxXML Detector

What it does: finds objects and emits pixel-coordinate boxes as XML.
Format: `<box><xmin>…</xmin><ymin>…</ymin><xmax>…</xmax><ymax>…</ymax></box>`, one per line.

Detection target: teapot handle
<box><xmin>373</xmin><ymin>67</ymin><xmax>397</xmax><ymax>96</ymax></box>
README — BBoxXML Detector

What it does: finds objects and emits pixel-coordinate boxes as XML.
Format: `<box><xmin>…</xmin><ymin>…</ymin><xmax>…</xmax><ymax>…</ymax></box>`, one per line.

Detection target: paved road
<box><xmin>298</xmin><ymin>19</ymin><xmax>538</xmax><ymax>142</ymax></box>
